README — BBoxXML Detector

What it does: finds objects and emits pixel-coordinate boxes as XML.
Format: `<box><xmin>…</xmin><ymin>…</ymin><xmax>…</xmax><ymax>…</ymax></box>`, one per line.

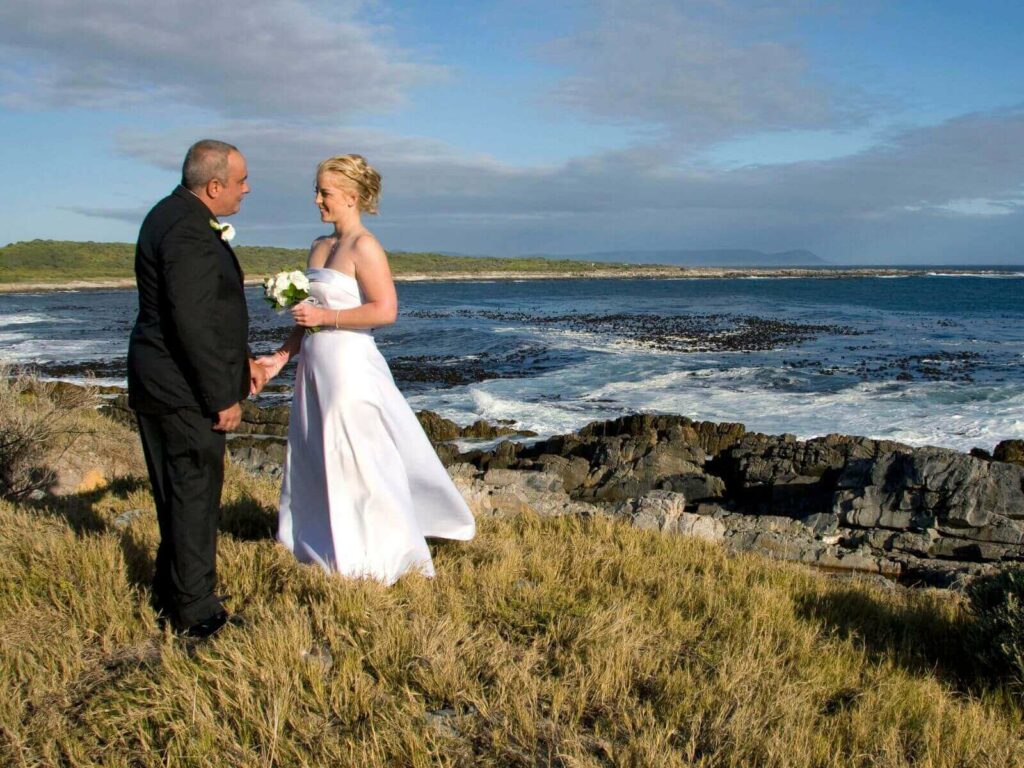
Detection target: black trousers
<box><xmin>136</xmin><ymin>408</ymin><xmax>225</xmax><ymax>629</ymax></box>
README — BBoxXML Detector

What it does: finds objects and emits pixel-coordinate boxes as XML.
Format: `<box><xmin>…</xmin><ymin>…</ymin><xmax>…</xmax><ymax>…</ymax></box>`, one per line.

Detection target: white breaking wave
<box><xmin>412</xmin><ymin>366</ymin><xmax>1024</xmax><ymax>454</ymax></box>
<box><xmin>0</xmin><ymin>338</ymin><xmax>115</xmax><ymax>363</ymax></box>
<box><xmin>0</xmin><ymin>312</ymin><xmax>83</xmax><ymax>326</ymax></box>
<box><xmin>531</xmin><ymin>327</ymin><xmax>625</xmax><ymax>353</ymax></box>
<box><xmin>620</xmin><ymin>374</ymin><xmax>1024</xmax><ymax>452</ymax></box>
<box><xmin>926</xmin><ymin>271</ymin><xmax>1024</xmax><ymax>278</ymax></box>
<box><xmin>54</xmin><ymin>375</ymin><xmax>126</xmax><ymax>388</ymax></box>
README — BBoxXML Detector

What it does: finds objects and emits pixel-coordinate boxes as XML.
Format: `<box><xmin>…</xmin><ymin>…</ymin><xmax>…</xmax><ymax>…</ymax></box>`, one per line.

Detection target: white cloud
<box><xmin>61</xmin><ymin>204</ymin><xmax>147</xmax><ymax>223</ymax></box>
<box><xmin>937</xmin><ymin>199</ymin><xmax>1020</xmax><ymax>217</ymax></box>
<box><xmin>0</xmin><ymin>0</ymin><xmax>442</xmax><ymax>117</ymax></box>
<box><xmin>82</xmin><ymin>107</ymin><xmax>1023</xmax><ymax>263</ymax></box>
<box><xmin>543</xmin><ymin>0</ymin><xmax>862</xmax><ymax>148</ymax></box>
<box><xmin>12</xmin><ymin>0</ymin><xmax>1018</xmax><ymax>263</ymax></box>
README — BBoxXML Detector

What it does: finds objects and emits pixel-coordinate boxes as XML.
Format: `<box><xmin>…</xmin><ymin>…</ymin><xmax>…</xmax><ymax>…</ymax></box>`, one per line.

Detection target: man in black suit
<box><xmin>128</xmin><ymin>139</ymin><xmax>265</xmax><ymax>638</ymax></box>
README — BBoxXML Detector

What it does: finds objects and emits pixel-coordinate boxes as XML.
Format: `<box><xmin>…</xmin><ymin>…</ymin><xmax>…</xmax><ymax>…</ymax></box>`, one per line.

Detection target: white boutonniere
<box><xmin>209</xmin><ymin>219</ymin><xmax>236</xmax><ymax>242</ymax></box>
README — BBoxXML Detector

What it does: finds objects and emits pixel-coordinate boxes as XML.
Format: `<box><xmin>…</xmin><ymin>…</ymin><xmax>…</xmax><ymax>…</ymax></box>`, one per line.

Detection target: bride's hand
<box><xmin>291</xmin><ymin>301</ymin><xmax>328</xmax><ymax>328</ymax></box>
<box><xmin>255</xmin><ymin>353</ymin><xmax>287</xmax><ymax>381</ymax></box>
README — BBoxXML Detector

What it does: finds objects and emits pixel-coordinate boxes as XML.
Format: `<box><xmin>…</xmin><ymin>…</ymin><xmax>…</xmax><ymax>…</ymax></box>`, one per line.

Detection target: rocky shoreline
<box><xmin>23</xmin><ymin>304</ymin><xmax>988</xmax><ymax>390</ymax></box>
<box><xmin>99</xmin><ymin>395</ymin><xmax>1024</xmax><ymax>589</ymax></box>
<box><xmin>1</xmin><ymin>266</ymin><xmax>1012</xmax><ymax>294</ymax></box>
<box><xmin>449</xmin><ymin>414</ymin><xmax>1024</xmax><ymax>589</ymax></box>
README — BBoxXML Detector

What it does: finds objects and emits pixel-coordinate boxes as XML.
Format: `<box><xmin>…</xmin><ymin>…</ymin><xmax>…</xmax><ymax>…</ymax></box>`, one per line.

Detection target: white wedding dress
<box><xmin>278</xmin><ymin>267</ymin><xmax>475</xmax><ymax>584</ymax></box>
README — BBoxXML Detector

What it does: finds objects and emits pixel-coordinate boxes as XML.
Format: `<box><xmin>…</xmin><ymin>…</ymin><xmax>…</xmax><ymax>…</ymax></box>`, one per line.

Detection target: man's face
<box><xmin>211</xmin><ymin>151</ymin><xmax>250</xmax><ymax>217</ymax></box>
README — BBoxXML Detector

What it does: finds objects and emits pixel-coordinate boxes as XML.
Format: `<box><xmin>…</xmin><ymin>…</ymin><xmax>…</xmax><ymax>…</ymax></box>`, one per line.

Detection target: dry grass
<box><xmin>0</xmin><ymin>370</ymin><xmax>104</xmax><ymax>499</ymax></box>
<box><xmin>1</xmin><ymin>413</ymin><xmax>1022</xmax><ymax>766</ymax></box>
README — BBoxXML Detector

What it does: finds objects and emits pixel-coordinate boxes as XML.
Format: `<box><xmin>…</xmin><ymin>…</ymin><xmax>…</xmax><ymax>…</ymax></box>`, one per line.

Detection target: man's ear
<box><xmin>205</xmin><ymin>177</ymin><xmax>222</xmax><ymax>200</ymax></box>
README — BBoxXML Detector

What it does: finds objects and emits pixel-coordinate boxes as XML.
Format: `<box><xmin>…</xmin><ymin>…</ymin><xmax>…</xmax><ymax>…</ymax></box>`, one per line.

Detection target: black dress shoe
<box><xmin>180</xmin><ymin>610</ymin><xmax>244</xmax><ymax>639</ymax></box>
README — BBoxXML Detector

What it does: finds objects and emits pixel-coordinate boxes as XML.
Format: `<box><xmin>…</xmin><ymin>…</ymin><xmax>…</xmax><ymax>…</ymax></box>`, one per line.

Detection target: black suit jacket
<box><xmin>128</xmin><ymin>186</ymin><xmax>251</xmax><ymax>415</ymax></box>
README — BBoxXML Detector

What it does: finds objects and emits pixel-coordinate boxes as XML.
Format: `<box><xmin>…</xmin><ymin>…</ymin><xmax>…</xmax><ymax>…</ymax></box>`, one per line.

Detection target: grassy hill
<box><xmin>0</xmin><ymin>240</ymin><xmax>647</xmax><ymax>283</ymax></box>
<box><xmin>2</xmin><ymin>380</ymin><xmax>1023</xmax><ymax>765</ymax></box>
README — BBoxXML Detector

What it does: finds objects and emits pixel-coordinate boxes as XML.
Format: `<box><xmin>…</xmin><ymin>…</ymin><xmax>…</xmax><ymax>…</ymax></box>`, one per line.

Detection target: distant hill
<box><xmin>0</xmin><ymin>240</ymin><xmax>306</xmax><ymax>282</ymax></box>
<box><xmin>0</xmin><ymin>239</ymin><xmax>654</xmax><ymax>283</ymax></box>
<box><xmin>559</xmin><ymin>249</ymin><xmax>828</xmax><ymax>267</ymax></box>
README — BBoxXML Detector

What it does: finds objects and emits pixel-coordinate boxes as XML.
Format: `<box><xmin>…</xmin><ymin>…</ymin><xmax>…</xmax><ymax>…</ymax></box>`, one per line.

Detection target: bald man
<box><xmin>128</xmin><ymin>139</ymin><xmax>264</xmax><ymax>638</ymax></box>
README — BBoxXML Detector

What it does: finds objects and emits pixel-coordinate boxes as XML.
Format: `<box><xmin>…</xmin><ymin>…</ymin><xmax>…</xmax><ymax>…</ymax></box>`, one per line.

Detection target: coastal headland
<box><xmin>0</xmin><ymin>266</ymin><xmax>1009</xmax><ymax>293</ymax></box>
<box><xmin>0</xmin><ymin>238</ymin><xmax>1015</xmax><ymax>292</ymax></box>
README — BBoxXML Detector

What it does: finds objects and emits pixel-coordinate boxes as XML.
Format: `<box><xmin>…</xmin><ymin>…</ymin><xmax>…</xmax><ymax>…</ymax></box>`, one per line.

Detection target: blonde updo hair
<box><xmin>317</xmin><ymin>154</ymin><xmax>381</xmax><ymax>214</ymax></box>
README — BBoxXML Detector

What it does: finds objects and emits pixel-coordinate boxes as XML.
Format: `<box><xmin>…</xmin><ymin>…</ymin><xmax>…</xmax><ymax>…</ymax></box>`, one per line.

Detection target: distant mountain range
<box><xmin>553</xmin><ymin>249</ymin><xmax>829</xmax><ymax>267</ymax></box>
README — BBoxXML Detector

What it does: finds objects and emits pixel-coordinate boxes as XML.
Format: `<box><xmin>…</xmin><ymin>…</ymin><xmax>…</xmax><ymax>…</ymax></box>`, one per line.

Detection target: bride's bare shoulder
<box><xmin>352</xmin><ymin>231</ymin><xmax>385</xmax><ymax>261</ymax></box>
<box><xmin>307</xmin><ymin>236</ymin><xmax>333</xmax><ymax>266</ymax></box>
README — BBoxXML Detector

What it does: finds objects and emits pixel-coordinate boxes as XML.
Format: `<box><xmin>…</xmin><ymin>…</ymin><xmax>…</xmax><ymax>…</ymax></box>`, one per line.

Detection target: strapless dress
<box><xmin>277</xmin><ymin>267</ymin><xmax>475</xmax><ymax>583</ymax></box>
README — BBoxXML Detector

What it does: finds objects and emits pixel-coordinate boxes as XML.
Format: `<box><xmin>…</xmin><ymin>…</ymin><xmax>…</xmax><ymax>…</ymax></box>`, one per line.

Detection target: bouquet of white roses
<box><xmin>264</xmin><ymin>270</ymin><xmax>319</xmax><ymax>332</ymax></box>
<box><xmin>264</xmin><ymin>270</ymin><xmax>309</xmax><ymax>308</ymax></box>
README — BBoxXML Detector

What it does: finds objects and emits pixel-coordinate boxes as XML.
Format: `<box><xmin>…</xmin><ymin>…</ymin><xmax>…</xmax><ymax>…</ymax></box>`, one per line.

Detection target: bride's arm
<box><xmin>258</xmin><ymin>243</ymin><xmax>325</xmax><ymax>379</ymax></box>
<box><xmin>254</xmin><ymin>325</ymin><xmax>302</xmax><ymax>382</ymax></box>
<box><xmin>291</xmin><ymin>235</ymin><xmax>397</xmax><ymax>330</ymax></box>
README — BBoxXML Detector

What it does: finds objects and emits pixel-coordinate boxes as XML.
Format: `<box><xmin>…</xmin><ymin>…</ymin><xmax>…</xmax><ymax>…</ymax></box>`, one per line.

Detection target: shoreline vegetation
<box><xmin>1</xmin><ymin>239</ymin><xmax>1018</xmax><ymax>292</ymax></box>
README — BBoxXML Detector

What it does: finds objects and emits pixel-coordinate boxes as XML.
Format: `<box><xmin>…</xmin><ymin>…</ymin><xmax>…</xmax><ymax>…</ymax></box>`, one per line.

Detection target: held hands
<box><xmin>214</xmin><ymin>359</ymin><xmax>270</xmax><ymax>431</ymax></box>
<box><xmin>249</xmin><ymin>358</ymin><xmax>270</xmax><ymax>396</ymax></box>
<box><xmin>253</xmin><ymin>353</ymin><xmax>288</xmax><ymax>390</ymax></box>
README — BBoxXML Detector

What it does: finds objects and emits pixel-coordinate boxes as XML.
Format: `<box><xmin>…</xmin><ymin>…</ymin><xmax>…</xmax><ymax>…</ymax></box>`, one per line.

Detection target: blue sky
<box><xmin>1</xmin><ymin>0</ymin><xmax>1022</xmax><ymax>263</ymax></box>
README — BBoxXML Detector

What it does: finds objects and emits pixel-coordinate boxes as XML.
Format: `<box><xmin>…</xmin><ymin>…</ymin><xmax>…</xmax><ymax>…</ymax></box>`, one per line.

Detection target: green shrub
<box><xmin>967</xmin><ymin>566</ymin><xmax>1024</xmax><ymax>690</ymax></box>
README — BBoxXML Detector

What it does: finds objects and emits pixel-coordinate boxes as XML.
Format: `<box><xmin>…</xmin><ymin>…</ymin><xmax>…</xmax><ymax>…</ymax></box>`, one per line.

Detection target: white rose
<box><xmin>274</xmin><ymin>273</ymin><xmax>291</xmax><ymax>293</ymax></box>
<box><xmin>220</xmin><ymin>223</ymin><xmax>236</xmax><ymax>242</ymax></box>
<box><xmin>291</xmin><ymin>272</ymin><xmax>310</xmax><ymax>292</ymax></box>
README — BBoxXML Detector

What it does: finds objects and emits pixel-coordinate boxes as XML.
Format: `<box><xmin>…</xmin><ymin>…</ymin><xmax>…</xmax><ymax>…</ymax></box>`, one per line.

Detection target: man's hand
<box><xmin>213</xmin><ymin>402</ymin><xmax>242</xmax><ymax>432</ymax></box>
<box><xmin>249</xmin><ymin>358</ymin><xmax>269</xmax><ymax>396</ymax></box>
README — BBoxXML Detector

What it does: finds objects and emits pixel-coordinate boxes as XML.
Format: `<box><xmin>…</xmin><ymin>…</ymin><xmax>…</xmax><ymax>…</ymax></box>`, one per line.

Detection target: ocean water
<box><xmin>1</xmin><ymin>273</ymin><xmax>1022</xmax><ymax>452</ymax></box>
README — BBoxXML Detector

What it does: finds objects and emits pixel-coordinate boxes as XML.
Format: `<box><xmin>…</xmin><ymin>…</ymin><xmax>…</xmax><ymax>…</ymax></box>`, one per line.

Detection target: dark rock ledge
<box><xmin>100</xmin><ymin>394</ymin><xmax>1024</xmax><ymax>588</ymax></box>
<box><xmin>453</xmin><ymin>414</ymin><xmax>1024</xmax><ymax>588</ymax></box>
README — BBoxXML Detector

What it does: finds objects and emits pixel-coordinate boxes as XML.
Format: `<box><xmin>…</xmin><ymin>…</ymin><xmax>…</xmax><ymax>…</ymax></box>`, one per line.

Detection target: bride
<box><xmin>256</xmin><ymin>154</ymin><xmax>475</xmax><ymax>584</ymax></box>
